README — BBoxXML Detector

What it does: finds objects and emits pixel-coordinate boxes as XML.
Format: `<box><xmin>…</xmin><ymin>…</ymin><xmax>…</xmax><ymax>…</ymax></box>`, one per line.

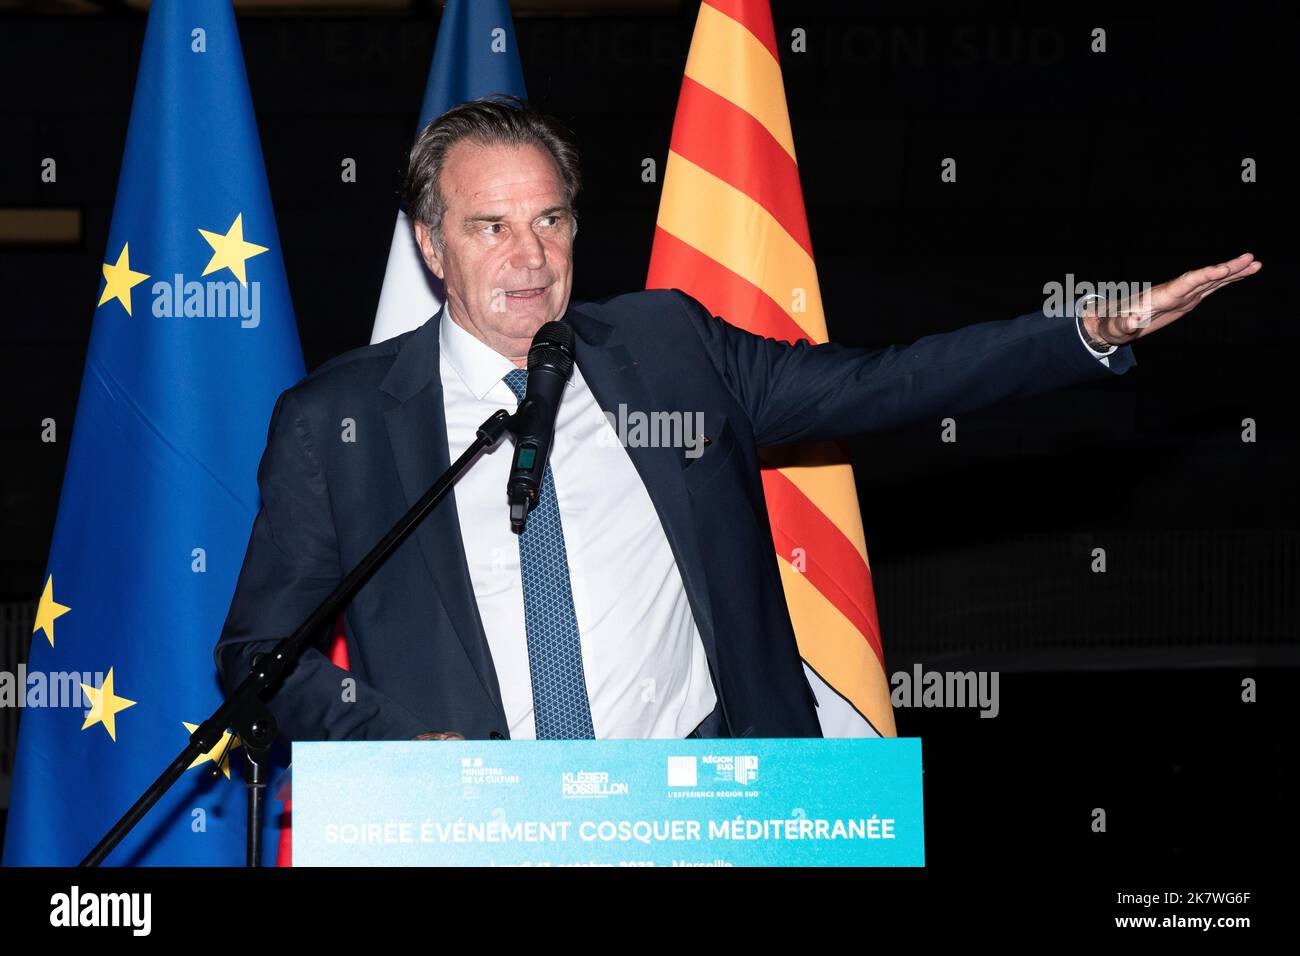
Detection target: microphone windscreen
<box><xmin>527</xmin><ymin>320</ymin><xmax>575</xmax><ymax>377</ymax></box>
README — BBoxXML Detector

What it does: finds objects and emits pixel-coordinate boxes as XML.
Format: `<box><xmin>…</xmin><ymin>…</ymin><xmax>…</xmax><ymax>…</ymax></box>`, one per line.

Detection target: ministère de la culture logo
<box><xmin>96</xmin><ymin>213</ymin><xmax>267</xmax><ymax>328</ymax></box>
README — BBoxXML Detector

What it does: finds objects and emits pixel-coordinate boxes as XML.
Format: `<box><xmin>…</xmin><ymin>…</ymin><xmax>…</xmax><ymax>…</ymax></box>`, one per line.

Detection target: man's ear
<box><xmin>413</xmin><ymin>219</ymin><xmax>444</xmax><ymax>280</ymax></box>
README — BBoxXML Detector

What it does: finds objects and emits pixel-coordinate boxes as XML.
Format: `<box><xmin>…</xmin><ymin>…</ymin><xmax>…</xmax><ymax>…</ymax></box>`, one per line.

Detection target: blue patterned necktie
<box><xmin>503</xmin><ymin>368</ymin><xmax>596</xmax><ymax>739</ymax></box>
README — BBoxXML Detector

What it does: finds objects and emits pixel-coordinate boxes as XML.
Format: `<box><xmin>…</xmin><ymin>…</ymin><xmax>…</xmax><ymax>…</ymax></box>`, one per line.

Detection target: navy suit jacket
<box><xmin>214</xmin><ymin>288</ymin><xmax>1135</xmax><ymax>741</ymax></box>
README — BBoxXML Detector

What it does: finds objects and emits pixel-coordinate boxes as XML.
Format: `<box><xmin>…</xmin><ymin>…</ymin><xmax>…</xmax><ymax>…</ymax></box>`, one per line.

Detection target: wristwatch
<box><xmin>1076</xmin><ymin>294</ymin><xmax>1116</xmax><ymax>353</ymax></box>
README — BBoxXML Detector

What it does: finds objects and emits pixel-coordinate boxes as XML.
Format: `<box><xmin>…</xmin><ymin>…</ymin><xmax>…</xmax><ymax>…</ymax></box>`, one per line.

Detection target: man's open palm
<box><xmin>1091</xmin><ymin>252</ymin><xmax>1262</xmax><ymax>346</ymax></box>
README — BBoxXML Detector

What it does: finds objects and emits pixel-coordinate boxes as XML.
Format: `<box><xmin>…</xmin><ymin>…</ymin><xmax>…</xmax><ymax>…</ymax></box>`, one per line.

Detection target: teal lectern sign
<box><xmin>291</xmin><ymin>737</ymin><xmax>924</xmax><ymax>867</ymax></box>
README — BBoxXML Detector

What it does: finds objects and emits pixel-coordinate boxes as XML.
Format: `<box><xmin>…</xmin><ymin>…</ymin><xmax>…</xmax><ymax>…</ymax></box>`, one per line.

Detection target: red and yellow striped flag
<box><xmin>646</xmin><ymin>0</ymin><xmax>896</xmax><ymax>737</ymax></box>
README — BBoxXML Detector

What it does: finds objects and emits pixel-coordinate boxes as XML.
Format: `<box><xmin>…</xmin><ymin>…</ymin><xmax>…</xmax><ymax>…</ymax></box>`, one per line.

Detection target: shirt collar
<box><xmin>439</xmin><ymin>302</ymin><xmax>580</xmax><ymax>400</ymax></box>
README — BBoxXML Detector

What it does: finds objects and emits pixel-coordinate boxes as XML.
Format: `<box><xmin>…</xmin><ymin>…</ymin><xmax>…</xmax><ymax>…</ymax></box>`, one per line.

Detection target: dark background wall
<box><xmin>3</xmin><ymin>0</ymin><xmax>1292</xmax><ymax>666</ymax></box>
<box><xmin>0</xmin><ymin>0</ymin><xmax>1295</xmax><ymax>875</ymax></box>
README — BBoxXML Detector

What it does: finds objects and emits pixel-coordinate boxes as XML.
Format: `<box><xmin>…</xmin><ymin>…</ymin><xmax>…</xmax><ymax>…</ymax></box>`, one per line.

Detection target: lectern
<box><xmin>290</xmin><ymin>737</ymin><xmax>925</xmax><ymax>866</ymax></box>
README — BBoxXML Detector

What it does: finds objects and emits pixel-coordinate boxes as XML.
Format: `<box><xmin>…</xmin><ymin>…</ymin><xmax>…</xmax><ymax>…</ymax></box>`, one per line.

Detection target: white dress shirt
<box><xmin>438</xmin><ymin>308</ymin><xmax>718</xmax><ymax>740</ymax></box>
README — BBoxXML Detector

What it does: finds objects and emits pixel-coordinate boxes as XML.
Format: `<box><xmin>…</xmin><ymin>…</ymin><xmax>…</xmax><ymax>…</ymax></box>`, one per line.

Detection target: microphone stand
<box><xmin>80</xmin><ymin>409</ymin><xmax>514</xmax><ymax>867</ymax></box>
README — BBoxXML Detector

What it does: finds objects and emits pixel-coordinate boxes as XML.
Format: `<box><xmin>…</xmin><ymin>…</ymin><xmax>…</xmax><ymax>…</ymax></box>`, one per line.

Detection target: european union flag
<box><xmin>2</xmin><ymin>0</ymin><xmax>304</xmax><ymax>865</ymax></box>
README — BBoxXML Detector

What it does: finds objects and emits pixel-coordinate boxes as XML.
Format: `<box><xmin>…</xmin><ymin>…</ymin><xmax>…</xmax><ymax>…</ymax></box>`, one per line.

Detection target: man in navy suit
<box><xmin>214</xmin><ymin>97</ymin><xmax>1260</xmax><ymax>742</ymax></box>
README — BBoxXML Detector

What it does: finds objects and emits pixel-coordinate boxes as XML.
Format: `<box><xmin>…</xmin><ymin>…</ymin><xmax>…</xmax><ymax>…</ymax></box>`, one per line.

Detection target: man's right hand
<box><xmin>413</xmin><ymin>731</ymin><xmax>465</xmax><ymax>740</ymax></box>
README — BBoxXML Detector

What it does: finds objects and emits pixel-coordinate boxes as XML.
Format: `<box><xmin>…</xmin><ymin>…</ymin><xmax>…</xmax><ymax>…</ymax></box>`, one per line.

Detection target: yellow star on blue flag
<box><xmin>33</xmin><ymin>574</ymin><xmax>71</xmax><ymax>648</ymax></box>
<box><xmin>199</xmin><ymin>213</ymin><xmax>267</xmax><ymax>285</ymax></box>
<box><xmin>97</xmin><ymin>243</ymin><xmax>150</xmax><ymax>315</ymax></box>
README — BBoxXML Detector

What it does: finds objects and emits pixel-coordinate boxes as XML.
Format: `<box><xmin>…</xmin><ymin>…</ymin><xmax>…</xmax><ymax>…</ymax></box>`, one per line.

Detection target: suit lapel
<box><xmin>380</xmin><ymin>306</ymin><xmax>505</xmax><ymax>717</ymax></box>
<box><xmin>566</xmin><ymin>307</ymin><xmax>720</xmax><ymax>664</ymax></box>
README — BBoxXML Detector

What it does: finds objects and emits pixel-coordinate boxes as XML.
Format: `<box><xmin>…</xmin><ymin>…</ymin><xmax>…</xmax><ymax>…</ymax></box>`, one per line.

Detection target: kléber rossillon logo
<box><xmin>561</xmin><ymin>769</ymin><xmax>630</xmax><ymax>798</ymax></box>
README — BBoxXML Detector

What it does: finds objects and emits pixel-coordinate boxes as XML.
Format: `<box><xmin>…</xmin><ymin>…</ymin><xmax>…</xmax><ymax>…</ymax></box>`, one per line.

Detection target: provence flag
<box><xmin>370</xmin><ymin>0</ymin><xmax>527</xmax><ymax>343</ymax></box>
<box><xmin>646</xmin><ymin>0</ymin><xmax>896</xmax><ymax>737</ymax></box>
<box><xmin>2</xmin><ymin>0</ymin><xmax>305</xmax><ymax>865</ymax></box>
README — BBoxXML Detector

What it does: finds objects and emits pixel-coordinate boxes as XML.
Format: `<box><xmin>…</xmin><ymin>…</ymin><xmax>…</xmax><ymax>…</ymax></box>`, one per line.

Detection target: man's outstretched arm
<box><xmin>678</xmin><ymin>253</ymin><xmax>1260</xmax><ymax>446</ymax></box>
<box><xmin>214</xmin><ymin>387</ymin><xmax>428</xmax><ymax>742</ymax></box>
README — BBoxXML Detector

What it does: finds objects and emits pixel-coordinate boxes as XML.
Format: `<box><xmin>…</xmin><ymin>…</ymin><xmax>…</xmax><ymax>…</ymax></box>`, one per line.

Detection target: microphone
<box><xmin>507</xmin><ymin>320</ymin><xmax>575</xmax><ymax>534</ymax></box>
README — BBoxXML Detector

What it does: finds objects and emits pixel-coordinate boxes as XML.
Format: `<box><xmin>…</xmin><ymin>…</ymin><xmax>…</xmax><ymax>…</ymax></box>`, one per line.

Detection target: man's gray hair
<box><xmin>401</xmin><ymin>94</ymin><xmax>582</xmax><ymax>250</ymax></box>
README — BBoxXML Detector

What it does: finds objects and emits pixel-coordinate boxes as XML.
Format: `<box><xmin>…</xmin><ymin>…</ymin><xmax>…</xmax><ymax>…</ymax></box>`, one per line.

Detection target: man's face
<box><xmin>414</xmin><ymin>139</ymin><xmax>576</xmax><ymax>364</ymax></box>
